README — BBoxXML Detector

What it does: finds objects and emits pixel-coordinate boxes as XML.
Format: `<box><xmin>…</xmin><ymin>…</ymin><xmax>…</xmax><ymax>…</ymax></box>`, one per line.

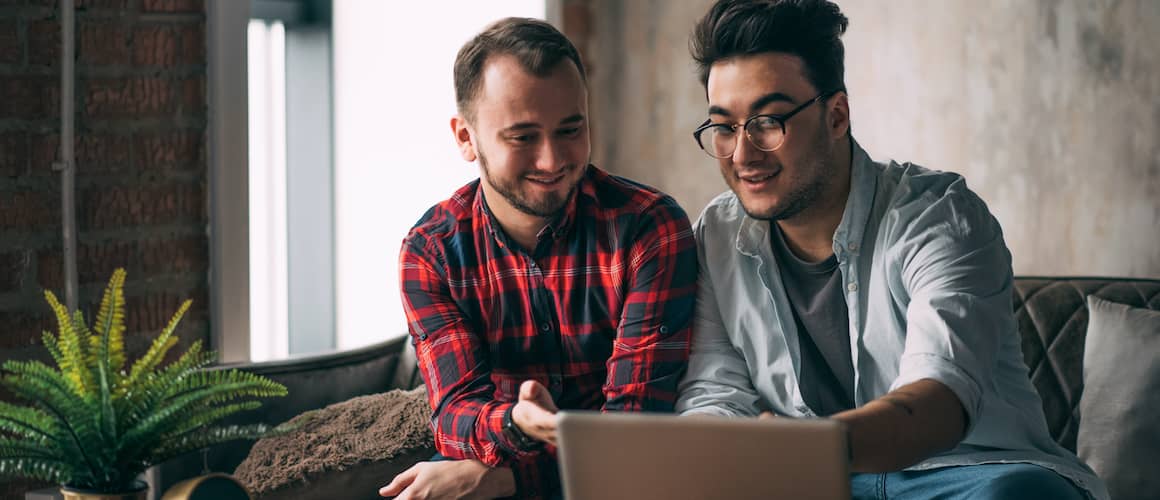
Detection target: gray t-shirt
<box><xmin>770</xmin><ymin>222</ymin><xmax>855</xmax><ymax>416</ymax></box>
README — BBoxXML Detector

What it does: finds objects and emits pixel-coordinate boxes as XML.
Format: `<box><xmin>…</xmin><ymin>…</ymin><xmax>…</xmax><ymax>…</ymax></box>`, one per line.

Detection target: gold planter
<box><xmin>60</xmin><ymin>480</ymin><xmax>148</xmax><ymax>500</ymax></box>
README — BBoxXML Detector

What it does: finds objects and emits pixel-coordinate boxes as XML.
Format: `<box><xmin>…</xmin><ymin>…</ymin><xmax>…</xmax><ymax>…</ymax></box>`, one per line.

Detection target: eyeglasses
<box><xmin>692</xmin><ymin>88</ymin><xmax>844</xmax><ymax>159</ymax></box>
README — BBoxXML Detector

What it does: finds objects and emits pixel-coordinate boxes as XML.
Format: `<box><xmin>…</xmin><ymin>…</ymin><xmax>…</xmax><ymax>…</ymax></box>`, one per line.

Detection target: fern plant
<box><xmin>0</xmin><ymin>268</ymin><xmax>288</xmax><ymax>492</ymax></box>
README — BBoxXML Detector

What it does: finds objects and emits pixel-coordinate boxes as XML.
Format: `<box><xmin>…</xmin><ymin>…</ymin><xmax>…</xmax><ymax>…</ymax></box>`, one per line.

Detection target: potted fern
<box><xmin>0</xmin><ymin>269</ymin><xmax>288</xmax><ymax>499</ymax></box>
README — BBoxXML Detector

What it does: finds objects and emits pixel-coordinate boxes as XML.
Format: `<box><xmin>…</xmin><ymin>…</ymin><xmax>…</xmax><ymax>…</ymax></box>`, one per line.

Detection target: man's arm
<box><xmin>602</xmin><ymin>198</ymin><xmax>698</xmax><ymax>412</ymax></box>
<box><xmin>675</xmin><ymin>217</ymin><xmax>764</xmax><ymax>417</ymax></box>
<box><xmin>839</xmin><ymin>186</ymin><xmax>1013</xmax><ymax>471</ymax></box>
<box><xmin>398</xmin><ymin>238</ymin><xmax>535</xmax><ymax>465</ymax></box>
<box><xmin>833</xmin><ymin>378</ymin><xmax>966</xmax><ymax>472</ymax></box>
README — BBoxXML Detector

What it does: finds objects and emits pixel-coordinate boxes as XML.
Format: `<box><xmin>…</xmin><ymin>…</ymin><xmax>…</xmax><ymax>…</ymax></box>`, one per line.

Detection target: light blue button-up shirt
<box><xmin>676</xmin><ymin>139</ymin><xmax>1108</xmax><ymax>499</ymax></box>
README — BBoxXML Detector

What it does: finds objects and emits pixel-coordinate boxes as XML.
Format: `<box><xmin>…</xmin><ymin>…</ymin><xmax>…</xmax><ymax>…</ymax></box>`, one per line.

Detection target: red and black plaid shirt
<box><xmin>399</xmin><ymin>165</ymin><xmax>697</xmax><ymax>498</ymax></box>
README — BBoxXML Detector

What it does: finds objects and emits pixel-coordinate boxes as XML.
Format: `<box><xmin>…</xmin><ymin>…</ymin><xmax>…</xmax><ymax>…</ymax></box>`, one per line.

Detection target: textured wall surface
<box><xmin>0</xmin><ymin>0</ymin><xmax>209</xmax><ymax>495</ymax></box>
<box><xmin>578</xmin><ymin>0</ymin><xmax>1160</xmax><ymax>278</ymax></box>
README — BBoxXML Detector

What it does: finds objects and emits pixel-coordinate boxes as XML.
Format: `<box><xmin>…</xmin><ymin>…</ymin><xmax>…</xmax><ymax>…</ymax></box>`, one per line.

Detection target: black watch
<box><xmin>503</xmin><ymin>405</ymin><xmax>543</xmax><ymax>452</ymax></box>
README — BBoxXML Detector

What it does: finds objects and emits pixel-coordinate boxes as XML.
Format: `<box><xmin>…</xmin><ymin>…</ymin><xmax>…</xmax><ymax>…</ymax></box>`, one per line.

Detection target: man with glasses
<box><xmin>676</xmin><ymin>1</ymin><xmax>1106</xmax><ymax>498</ymax></box>
<box><xmin>380</xmin><ymin>17</ymin><xmax>697</xmax><ymax>500</ymax></box>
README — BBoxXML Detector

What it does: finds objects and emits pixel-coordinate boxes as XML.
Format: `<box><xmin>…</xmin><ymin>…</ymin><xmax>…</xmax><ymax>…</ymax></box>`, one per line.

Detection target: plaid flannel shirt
<box><xmin>400</xmin><ymin>165</ymin><xmax>697</xmax><ymax>498</ymax></box>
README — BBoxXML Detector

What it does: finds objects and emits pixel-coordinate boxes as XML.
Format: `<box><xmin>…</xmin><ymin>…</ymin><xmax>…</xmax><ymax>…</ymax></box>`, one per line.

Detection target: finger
<box><xmin>519</xmin><ymin>380</ymin><xmax>559</xmax><ymax>412</ymax></box>
<box><xmin>379</xmin><ymin>464</ymin><xmax>420</xmax><ymax>497</ymax></box>
<box><xmin>758</xmin><ymin>411</ymin><xmax>776</xmax><ymax>420</ymax></box>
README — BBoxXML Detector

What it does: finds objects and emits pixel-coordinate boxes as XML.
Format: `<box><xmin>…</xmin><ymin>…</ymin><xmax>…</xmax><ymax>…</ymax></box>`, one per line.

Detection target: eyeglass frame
<box><xmin>692</xmin><ymin>87</ymin><xmax>846</xmax><ymax>159</ymax></box>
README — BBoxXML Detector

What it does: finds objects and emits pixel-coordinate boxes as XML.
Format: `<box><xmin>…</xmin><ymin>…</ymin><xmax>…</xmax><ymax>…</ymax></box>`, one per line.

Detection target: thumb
<box><xmin>379</xmin><ymin>464</ymin><xmax>418</xmax><ymax>497</ymax></box>
<box><xmin>520</xmin><ymin>380</ymin><xmax>558</xmax><ymax>412</ymax></box>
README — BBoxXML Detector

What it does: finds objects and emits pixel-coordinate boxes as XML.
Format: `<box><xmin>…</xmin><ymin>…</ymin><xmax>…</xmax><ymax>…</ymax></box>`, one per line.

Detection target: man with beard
<box><xmin>380</xmin><ymin>17</ymin><xmax>697</xmax><ymax>500</ymax></box>
<box><xmin>675</xmin><ymin>1</ymin><xmax>1106</xmax><ymax>499</ymax></box>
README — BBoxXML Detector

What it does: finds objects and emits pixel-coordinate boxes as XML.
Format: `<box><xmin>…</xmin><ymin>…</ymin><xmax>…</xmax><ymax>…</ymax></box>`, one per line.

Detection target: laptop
<box><xmin>557</xmin><ymin>411</ymin><xmax>850</xmax><ymax>500</ymax></box>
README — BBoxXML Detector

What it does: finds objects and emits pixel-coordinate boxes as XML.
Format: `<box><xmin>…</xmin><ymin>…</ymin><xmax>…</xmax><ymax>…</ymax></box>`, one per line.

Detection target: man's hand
<box><xmin>512</xmin><ymin>380</ymin><xmax>560</xmax><ymax>445</ymax></box>
<box><xmin>758</xmin><ymin>411</ymin><xmax>777</xmax><ymax>420</ymax></box>
<box><xmin>378</xmin><ymin>460</ymin><xmax>515</xmax><ymax>500</ymax></box>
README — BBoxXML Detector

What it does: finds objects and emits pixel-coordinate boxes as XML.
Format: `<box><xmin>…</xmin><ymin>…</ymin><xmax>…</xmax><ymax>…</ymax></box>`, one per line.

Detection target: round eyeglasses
<box><xmin>693</xmin><ymin>88</ymin><xmax>844</xmax><ymax>159</ymax></box>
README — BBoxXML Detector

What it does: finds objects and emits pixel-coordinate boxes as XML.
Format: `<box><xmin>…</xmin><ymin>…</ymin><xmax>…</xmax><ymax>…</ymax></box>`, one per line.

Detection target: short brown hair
<box><xmin>454</xmin><ymin>17</ymin><xmax>586</xmax><ymax>122</ymax></box>
<box><xmin>691</xmin><ymin>0</ymin><xmax>848</xmax><ymax>93</ymax></box>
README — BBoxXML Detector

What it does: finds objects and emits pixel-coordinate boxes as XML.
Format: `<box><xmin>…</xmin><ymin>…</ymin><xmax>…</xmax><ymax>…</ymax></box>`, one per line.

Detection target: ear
<box><xmin>450</xmin><ymin>115</ymin><xmax>477</xmax><ymax>162</ymax></box>
<box><xmin>826</xmin><ymin>92</ymin><xmax>850</xmax><ymax>140</ymax></box>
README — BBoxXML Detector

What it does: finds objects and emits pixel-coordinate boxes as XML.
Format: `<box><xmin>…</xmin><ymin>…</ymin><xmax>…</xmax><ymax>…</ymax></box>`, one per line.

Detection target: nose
<box><xmin>535</xmin><ymin>137</ymin><xmax>567</xmax><ymax>173</ymax></box>
<box><xmin>731</xmin><ymin>131</ymin><xmax>765</xmax><ymax>168</ymax></box>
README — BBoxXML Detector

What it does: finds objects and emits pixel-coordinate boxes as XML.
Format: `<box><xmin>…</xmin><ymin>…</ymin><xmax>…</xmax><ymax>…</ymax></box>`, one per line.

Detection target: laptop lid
<box><xmin>557</xmin><ymin>411</ymin><xmax>850</xmax><ymax>500</ymax></box>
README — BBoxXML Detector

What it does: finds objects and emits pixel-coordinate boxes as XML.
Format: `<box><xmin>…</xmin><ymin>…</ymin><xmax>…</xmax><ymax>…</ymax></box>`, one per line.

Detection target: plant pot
<box><xmin>60</xmin><ymin>480</ymin><xmax>148</xmax><ymax>500</ymax></box>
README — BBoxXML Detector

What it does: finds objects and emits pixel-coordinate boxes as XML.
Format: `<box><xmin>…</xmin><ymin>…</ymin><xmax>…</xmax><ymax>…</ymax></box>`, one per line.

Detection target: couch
<box><xmin>139</xmin><ymin>276</ymin><xmax>1159</xmax><ymax>500</ymax></box>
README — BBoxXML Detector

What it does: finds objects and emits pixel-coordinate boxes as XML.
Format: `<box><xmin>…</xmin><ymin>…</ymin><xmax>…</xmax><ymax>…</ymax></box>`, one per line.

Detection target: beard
<box><xmin>739</xmin><ymin>120</ymin><xmax>833</xmax><ymax>222</ymax></box>
<box><xmin>478</xmin><ymin>147</ymin><xmax>579</xmax><ymax>218</ymax></box>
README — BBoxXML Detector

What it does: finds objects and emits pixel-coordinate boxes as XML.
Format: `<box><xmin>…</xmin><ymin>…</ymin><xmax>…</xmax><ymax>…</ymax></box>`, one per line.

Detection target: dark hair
<box><xmin>454</xmin><ymin>17</ymin><xmax>586</xmax><ymax>121</ymax></box>
<box><xmin>691</xmin><ymin>0</ymin><xmax>848</xmax><ymax>93</ymax></box>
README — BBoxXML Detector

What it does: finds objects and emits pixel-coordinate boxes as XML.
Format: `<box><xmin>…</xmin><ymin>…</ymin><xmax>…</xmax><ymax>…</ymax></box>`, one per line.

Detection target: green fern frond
<box><xmin>121</xmin><ymin>299</ymin><xmax>190</xmax><ymax>394</ymax></box>
<box><xmin>42</xmin><ymin>331</ymin><xmax>63</xmax><ymax>368</ymax></box>
<box><xmin>0</xmin><ymin>457</ymin><xmax>70</xmax><ymax>483</ymax></box>
<box><xmin>147</xmin><ymin>424</ymin><xmax>271</xmax><ymax>465</ymax></box>
<box><xmin>3</xmin><ymin>270</ymin><xmax>287</xmax><ymax>491</ymax></box>
<box><xmin>43</xmin><ymin>291</ymin><xmax>92</xmax><ymax>397</ymax></box>
<box><xmin>0</xmin><ymin>401</ymin><xmax>58</xmax><ymax>443</ymax></box>
<box><xmin>94</xmin><ymin>268</ymin><xmax>128</xmax><ymax>378</ymax></box>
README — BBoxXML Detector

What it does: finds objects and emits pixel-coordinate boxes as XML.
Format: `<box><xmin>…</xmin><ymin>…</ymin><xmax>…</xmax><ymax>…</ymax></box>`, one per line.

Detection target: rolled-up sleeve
<box><xmin>890</xmin><ymin>188</ymin><xmax>1015</xmax><ymax>432</ymax></box>
<box><xmin>676</xmin><ymin>217</ymin><xmax>763</xmax><ymax>418</ymax></box>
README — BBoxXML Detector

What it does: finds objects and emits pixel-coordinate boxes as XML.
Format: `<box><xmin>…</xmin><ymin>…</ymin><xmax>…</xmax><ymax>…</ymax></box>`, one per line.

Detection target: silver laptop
<box><xmin>557</xmin><ymin>411</ymin><xmax>850</xmax><ymax>500</ymax></box>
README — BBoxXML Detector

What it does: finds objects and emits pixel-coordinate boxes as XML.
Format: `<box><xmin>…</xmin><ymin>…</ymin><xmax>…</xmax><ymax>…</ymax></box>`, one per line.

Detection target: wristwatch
<box><xmin>503</xmin><ymin>405</ymin><xmax>543</xmax><ymax>452</ymax></box>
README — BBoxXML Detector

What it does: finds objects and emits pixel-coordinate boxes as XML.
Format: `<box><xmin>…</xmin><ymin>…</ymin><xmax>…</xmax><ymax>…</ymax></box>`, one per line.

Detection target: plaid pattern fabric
<box><xmin>400</xmin><ymin>165</ymin><xmax>697</xmax><ymax>498</ymax></box>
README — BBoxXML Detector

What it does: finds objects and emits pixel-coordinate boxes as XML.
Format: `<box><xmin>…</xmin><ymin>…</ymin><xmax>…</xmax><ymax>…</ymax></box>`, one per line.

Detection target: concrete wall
<box><xmin>577</xmin><ymin>0</ymin><xmax>1160</xmax><ymax>278</ymax></box>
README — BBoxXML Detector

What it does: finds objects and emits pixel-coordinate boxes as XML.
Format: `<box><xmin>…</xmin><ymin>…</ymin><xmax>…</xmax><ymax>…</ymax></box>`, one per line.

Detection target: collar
<box><xmin>475</xmin><ymin>165</ymin><xmax>589</xmax><ymax>252</ymax></box>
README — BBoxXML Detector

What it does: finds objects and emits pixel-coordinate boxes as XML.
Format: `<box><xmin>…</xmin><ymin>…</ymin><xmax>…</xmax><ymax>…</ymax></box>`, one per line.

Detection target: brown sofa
<box><xmin>136</xmin><ymin>276</ymin><xmax>1159</xmax><ymax>500</ymax></box>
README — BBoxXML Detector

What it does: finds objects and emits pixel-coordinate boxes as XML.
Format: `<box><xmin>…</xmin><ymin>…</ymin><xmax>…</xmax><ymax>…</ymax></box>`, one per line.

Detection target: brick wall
<box><xmin>0</xmin><ymin>0</ymin><xmax>208</xmax><ymax>496</ymax></box>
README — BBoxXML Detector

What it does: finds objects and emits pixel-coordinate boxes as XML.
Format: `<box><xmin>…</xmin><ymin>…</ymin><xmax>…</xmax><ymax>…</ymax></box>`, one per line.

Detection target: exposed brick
<box><xmin>28</xmin><ymin>17</ymin><xmax>59</xmax><ymax>67</ymax></box>
<box><xmin>78</xmin><ymin>0</ymin><xmax>134</xmax><ymax>8</ymax></box>
<box><xmin>80</xmin><ymin>19</ymin><xmax>130</xmax><ymax>66</ymax></box>
<box><xmin>30</xmin><ymin>133</ymin><xmax>131</xmax><ymax>174</ymax></box>
<box><xmin>84</xmin><ymin>77</ymin><xmax>204</xmax><ymax>118</ymax></box>
<box><xmin>0</xmin><ymin>309</ymin><xmax>56</xmax><ymax>350</ymax></box>
<box><xmin>35</xmin><ymin>248</ymin><xmax>62</xmax><ymax>291</ymax></box>
<box><xmin>132</xmin><ymin>24</ymin><xmax>177</xmax><ymax>67</ymax></box>
<box><xmin>0</xmin><ymin>76</ymin><xmax>60</xmax><ymax>119</ymax></box>
<box><xmin>139</xmin><ymin>235</ymin><xmax>207</xmax><ymax>275</ymax></box>
<box><xmin>122</xmin><ymin>288</ymin><xmax>207</xmax><ymax>333</ymax></box>
<box><xmin>1</xmin><ymin>132</ymin><xmax>30</xmax><ymax>178</ymax></box>
<box><xmin>182</xmin><ymin>76</ymin><xmax>203</xmax><ymax>112</ymax></box>
<box><xmin>0</xmin><ymin>190</ymin><xmax>60</xmax><ymax>231</ymax></box>
<box><xmin>0</xmin><ymin>250</ymin><xmax>28</xmax><ymax>293</ymax></box>
<box><xmin>29</xmin><ymin>132</ymin><xmax>58</xmax><ymax>173</ymax></box>
<box><xmin>135</xmin><ymin>130</ymin><xmax>202</xmax><ymax>170</ymax></box>
<box><xmin>142</xmin><ymin>0</ymin><xmax>202</xmax><ymax>13</ymax></box>
<box><xmin>0</xmin><ymin>20</ymin><xmax>19</xmax><ymax>65</ymax></box>
<box><xmin>81</xmin><ymin>182</ymin><xmax>205</xmax><ymax>230</ymax></box>
<box><xmin>180</xmin><ymin>22</ymin><xmax>204</xmax><ymax>64</ymax></box>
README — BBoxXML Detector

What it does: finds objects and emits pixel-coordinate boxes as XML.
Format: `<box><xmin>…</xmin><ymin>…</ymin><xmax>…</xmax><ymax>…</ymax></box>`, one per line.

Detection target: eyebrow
<box><xmin>708</xmin><ymin>92</ymin><xmax>797</xmax><ymax>117</ymax></box>
<box><xmin>501</xmin><ymin>114</ymin><xmax>586</xmax><ymax>133</ymax></box>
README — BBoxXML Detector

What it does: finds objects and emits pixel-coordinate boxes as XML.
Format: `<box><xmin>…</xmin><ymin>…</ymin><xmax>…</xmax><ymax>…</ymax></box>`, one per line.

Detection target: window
<box><xmin>211</xmin><ymin>0</ymin><xmax>549</xmax><ymax>362</ymax></box>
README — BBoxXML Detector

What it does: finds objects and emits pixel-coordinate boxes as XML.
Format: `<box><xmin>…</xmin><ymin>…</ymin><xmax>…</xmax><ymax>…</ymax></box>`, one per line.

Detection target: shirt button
<box><xmin>847</xmin><ymin>282</ymin><xmax>858</xmax><ymax>292</ymax></box>
<box><xmin>659</xmin><ymin>325</ymin><xmax>669</xmax><ymax>334</ymax></box>
<box><xmin>848</xmin><ymin>242</ymin><xmax>858</xmax><ymax>251</ymax></box>
<box><xmin>540</xmin><ymin>323</ymin><xmax>551</xmax><ymax>332</ymax></box>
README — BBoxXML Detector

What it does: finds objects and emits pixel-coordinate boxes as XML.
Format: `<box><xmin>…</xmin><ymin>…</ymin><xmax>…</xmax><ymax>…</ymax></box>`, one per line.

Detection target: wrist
<box><xmin>503</xmin><ymin>404</ymin><xmax>542</xmax><ymax>452</ymax></box>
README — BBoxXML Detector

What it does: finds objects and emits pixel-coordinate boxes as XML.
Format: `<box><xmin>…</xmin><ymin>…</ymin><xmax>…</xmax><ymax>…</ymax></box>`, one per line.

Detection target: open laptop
<box><xmin>557</xmin><ymin>411</ymin><xmax>850</xmax><ymax>500</ymax></box>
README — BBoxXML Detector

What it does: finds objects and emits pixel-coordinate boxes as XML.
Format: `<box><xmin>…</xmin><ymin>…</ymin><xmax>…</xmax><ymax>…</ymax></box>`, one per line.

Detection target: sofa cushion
<box><xmin>1076</xmin><ymin>295</ymin><xmax>1160</xmax><ymax>500</ymax></box>
<box><xmin>233</xmin><ymin>386</ymin><xmax>435</xmax><ymax>500</ymax></box>
<box><xmin>1012</xmin><ymin>278</ymin><xmax>1160</xmax><ymax>451</ymax></box>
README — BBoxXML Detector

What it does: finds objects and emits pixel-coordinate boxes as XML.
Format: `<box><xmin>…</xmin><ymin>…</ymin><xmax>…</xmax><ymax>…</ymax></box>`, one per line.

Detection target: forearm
<box><xmin>832</xmin><ymin>378</ymin><xmax>967</xmax><ymax>473</ymax></box>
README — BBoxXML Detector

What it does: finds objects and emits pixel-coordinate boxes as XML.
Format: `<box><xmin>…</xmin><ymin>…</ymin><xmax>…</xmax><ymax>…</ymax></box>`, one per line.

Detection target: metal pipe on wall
<box><xmin>58</xmin><ymin>0</ymin><xmax>79</xmax><ymax>310</ymax></box>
